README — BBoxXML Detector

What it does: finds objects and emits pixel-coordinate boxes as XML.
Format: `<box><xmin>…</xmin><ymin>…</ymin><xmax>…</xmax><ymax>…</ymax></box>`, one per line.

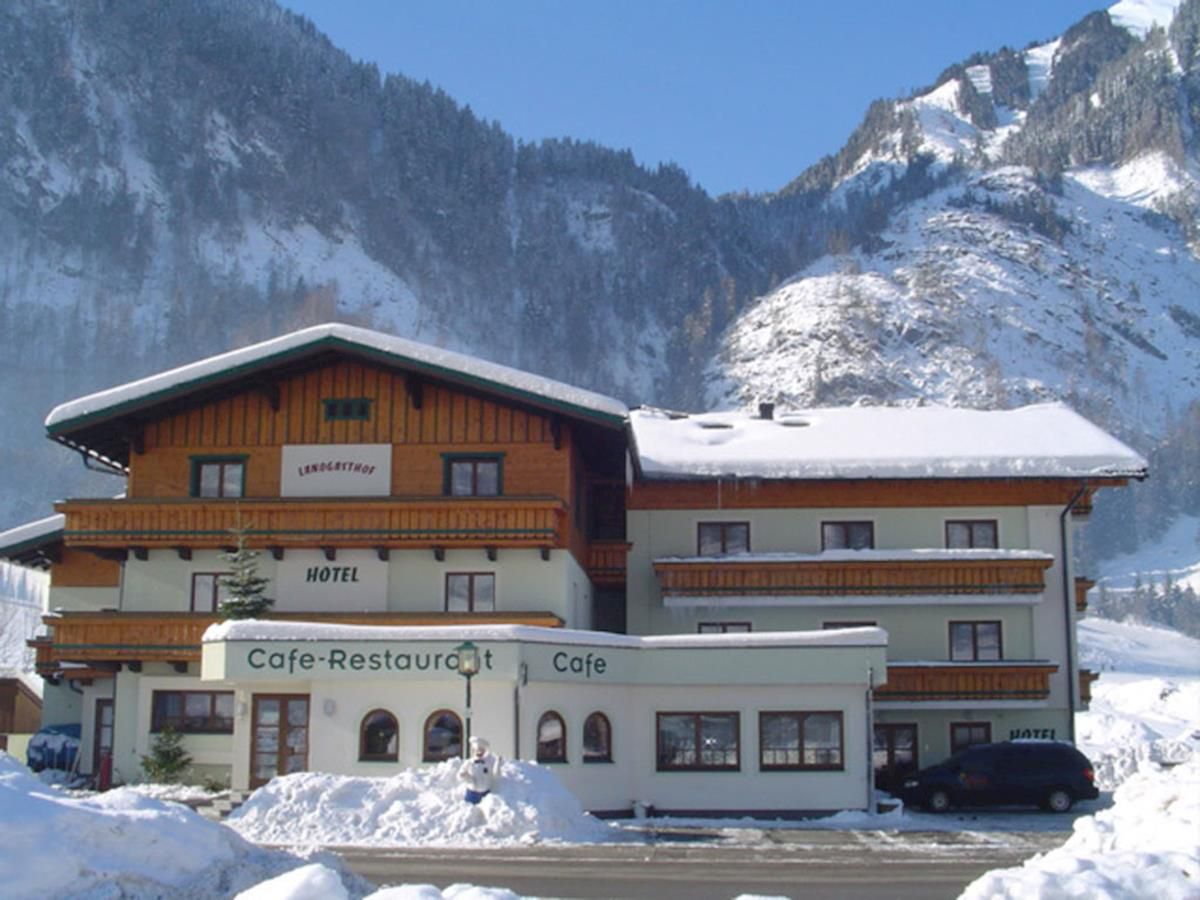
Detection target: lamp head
<box><xmin>456</xmin><ymin>640</ymin><xmax>480</xmax><ymax>677</ymax></box>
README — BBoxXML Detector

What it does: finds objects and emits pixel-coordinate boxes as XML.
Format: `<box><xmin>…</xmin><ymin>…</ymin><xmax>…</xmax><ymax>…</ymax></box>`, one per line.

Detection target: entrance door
<box><xmin>873</xmin><ymin>723</ymin><xmax>918</xmax><ymax>792</ymax></box>
<box><xmin>250</xmin><ymin>694</ymin><xmax>310</xmax><ymax>788</ymax></box>
<box><xmin>93</xmin><ymin>698</ymin><xmax>114</xmax><ymax>775</ymax></box>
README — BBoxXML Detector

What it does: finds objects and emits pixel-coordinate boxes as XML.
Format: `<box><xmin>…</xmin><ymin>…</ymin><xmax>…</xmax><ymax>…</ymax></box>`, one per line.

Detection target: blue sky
<box><xmin>279</xmin><ymin>0</ymin><xmax>1107</xmax><ymax>196</ymax></box>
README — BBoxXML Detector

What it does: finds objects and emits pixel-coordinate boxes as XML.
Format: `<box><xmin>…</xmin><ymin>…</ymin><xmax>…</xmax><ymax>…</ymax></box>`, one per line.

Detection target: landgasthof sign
<box><xmin>274</xmin><ymin>549</ymin><xmax>388</xmax><ymax>612</ymax></box>
<box><xmin>281</xmin><ymin>444</ymin><xmax>392</xmax><ymax>497</ymax></box>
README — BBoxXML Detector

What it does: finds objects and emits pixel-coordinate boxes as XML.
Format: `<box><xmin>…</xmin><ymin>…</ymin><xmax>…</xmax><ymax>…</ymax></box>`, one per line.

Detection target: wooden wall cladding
<box><xmin>129</xmin><ymin>361</ymin><xmax>574</xmax><ymax>499</ymax></box>
<box><xmin>50</xmin><ymin>548</ymin><xmax>121</xmax><ymax>587</ymax></box>
<box><xmin>628</xmin><ymin>478</ymin><xmax>1116</xmax><ymax>509</ymax></box>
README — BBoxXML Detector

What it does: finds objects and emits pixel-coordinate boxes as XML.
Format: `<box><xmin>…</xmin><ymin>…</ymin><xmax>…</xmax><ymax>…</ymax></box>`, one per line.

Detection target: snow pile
<box><xmin>958</xmin><ymin>758</ymin><xmax>1200</xmax><ymax>899</ymax></box>
<box><xmin>237</xmin><ymin>865</ymin><xmax>521</xmax><ymax>900</ymax></box>
<box><xmin>0</xmin><ymin>752</ymin><xmax>361</xmax><ymax>900</ymax></box>
<box><xmin>228</xmin><ymin>758</ymin><xmax>618</xmax><ymax>847</ymax></box>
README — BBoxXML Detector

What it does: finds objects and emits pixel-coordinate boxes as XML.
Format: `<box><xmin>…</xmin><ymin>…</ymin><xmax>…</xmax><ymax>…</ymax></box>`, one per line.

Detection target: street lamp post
<box><xmin>455</xmin><ymin>640</ymin><xmax>480</xmax><ymax>758</ymax></box>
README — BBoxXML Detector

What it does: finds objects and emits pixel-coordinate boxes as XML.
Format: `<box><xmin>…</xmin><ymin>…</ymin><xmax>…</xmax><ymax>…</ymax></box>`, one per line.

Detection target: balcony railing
<box><xmin>1079</xmin><ymin>668</ymin><xmax>1100</xmax><ymax>707</ymax></box>
<box><xmin>56</xmin><ymin>497</ymin><xmax>567</xmax><ymax>551</ymax></box>
<box><xmin>874</xmin><ymin>661</ymin><xmax>1059</xmax><ymax>702</ymax></box>
<box><xmin>655</xmin><ymin>552</ymin><xmax>1053</xmax><ymax>604</ymax></box>
<box><xmin>1075</xmin><ymin>577</ymin><xmax>1095</xmax><ymax>613</ymax></box>
<box><xmin>34</xmin><ymin>609</ymin><xmax>565</xmax><ymax>674</ymax></box>
<box><xmin>586</xmin><ymin>541</ymin><xmax>631</xmax><ymax>587</ymax></box>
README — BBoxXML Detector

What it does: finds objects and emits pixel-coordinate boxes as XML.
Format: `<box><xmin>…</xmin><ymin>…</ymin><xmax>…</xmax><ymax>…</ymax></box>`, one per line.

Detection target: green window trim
<box><xmin>189</xmin><ymin>455</ymin><xmax>248</xmax><ymax>498</ymax></box>
<box><xmin>323</xmin><ymin>397</ymin><xmax>373</xmax><ymax>421</ymax></box>
<box><xmin>442</xmin><ymin>453</ymin><xmax>505</xmax><ymax>496</ymax></box>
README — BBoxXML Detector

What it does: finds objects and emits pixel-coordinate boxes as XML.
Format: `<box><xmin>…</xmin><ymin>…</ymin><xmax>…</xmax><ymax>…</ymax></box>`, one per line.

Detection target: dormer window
<box><xmin>323</xmin><ymin>398</ymin><xmax>372</xmax><ymax>421</ymax></box>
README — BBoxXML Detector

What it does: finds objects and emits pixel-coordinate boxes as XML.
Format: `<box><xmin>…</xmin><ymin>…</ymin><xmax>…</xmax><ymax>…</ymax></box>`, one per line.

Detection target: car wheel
<box><xmin>1044</xmin><ymin>788</ymin><xmax>1073</xmax><ymax>813</ymax></box>
<box><xmin>926</xmin><ymin>788</ymin><xmax>952</xmax><ymax>813</ymax></box>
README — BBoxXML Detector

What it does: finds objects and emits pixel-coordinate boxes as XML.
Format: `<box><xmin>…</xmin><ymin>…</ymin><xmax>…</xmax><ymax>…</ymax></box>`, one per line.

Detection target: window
<box><xmin>656</xmin><ymin>712</ymin><xmax>739</xmax><ymax>771</ymax></box>
<box><xmin>759</xmin><ymin>711</ymin><xmax>844</xmax><ymax>770</ymax></box>
<box><xmin>191</xmin><ymin>456</ymin><xmax>246</xmax><ymax>498</ymax></box>
<box><xmin>359</xmin><ymin>709</ymin><xmax>399</xmax><ymax>762</ymax></box>
<box><xmin>583</xmin><ymin>712</ymin><xmax>612</xmax><ymax>763</ymax></box>
<box><xmin>950</xmin><ymin>721</ymin><xmax>992</xmax><ymax>754</ymax></box>
<box><xmin>536</xmin><ymin>711</ymin><xmax>567</xmax><ymax>763</ymax></box>
<box><xmin>151</xmin><ymin>690</ymin><xmax>234</xmax><ymax>734</ymax></box>
<box><xmin>444</xmin><ymin>456</ymin><xmax>502</xmax><ymax>496</ymax></box>
<box><xmin>697</xmin><ymin>522</ymin><xmax>750</xmax><ymax>556</ymax></box>
<box><xmin>822</xmin><ymin>620</ymin><xmax>877</xmax><ymax>630</ymax></box>
<box><xmin>950</xmin><ymin>621</ymin><xmax>1003</xmax><ymax>661</ymax></box>
<box><xmin>698</xmin><ymin>622</ymin><xmax>752</xmax><ymax>634</ymax></box>
<box><xmin>190</xmin><ymin>573</ymin><xmax>231</xmax><ymax>612</ymax></box>
<box><xmin>821</xmin><ymin>521</ymin><xmax>874</xmax><ymax>550</ymax></box>
<box><xmin>445</xmin><ymin>573</ymin><xmax>496</xmax><ymax>612</ymax></box>
<box><xmin>423</xmin><ymin>709</ymin><xmax>462</xmax><ymax>761</ymax></box>
<box><xmin>323</xmin><ymin>397</ymin><xmax>372</xmax><ymax>421</ymax></box>
<box><xmin>946</xmin><ymin>520</ymin><xmax>998</xmax><ymax>549</ymax></box>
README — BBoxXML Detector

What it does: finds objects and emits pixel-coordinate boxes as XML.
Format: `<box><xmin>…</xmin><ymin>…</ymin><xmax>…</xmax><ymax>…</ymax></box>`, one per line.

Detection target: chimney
<box><xmin>758</xmin><ymin>402</ymin><xmax>775</xmax><ymax>420</ymax></box>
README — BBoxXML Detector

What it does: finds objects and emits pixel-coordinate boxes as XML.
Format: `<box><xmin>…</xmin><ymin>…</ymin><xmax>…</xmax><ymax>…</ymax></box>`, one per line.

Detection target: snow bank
<box><xmin>228</xmin><ymin>758</ymin><xmax>618</xmax><ymax>847</ymax></box>
<box><xmin>958</xmin><ymin>758</ymin><xmax>1200</xmax><ymax>899</ymax></box>
<box><xmin>237</xmin><ymin>864</ymin><xmax>522</xmax><ymax>900</ymax></box>
<box><xmin>0</xmin><ymin>752</ymin><xmax>362</xmax><ymax>900</ymax></box>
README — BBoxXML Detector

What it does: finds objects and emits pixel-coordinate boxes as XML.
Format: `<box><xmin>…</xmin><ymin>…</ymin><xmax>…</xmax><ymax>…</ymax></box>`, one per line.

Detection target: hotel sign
<box><xmin>274</xmin><ymin>550</ymin><xmax>388</xmax><ymax>612</ymax></box>
<box><xmin>281</xmin><ymin>444</ymin><xmax>392</xmax><ymax>497</ymax></box>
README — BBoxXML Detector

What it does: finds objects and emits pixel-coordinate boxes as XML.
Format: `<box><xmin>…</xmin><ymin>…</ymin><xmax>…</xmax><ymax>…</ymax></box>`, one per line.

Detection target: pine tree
<box><xmin>140</xmin><ymin>725</ymin><xmax>193</xmax><ymax>784</ymax></box>
<box><xmin>218</xmin><ymin>525</ymin><xmax>273</xmax><ymax>620</ymax></box>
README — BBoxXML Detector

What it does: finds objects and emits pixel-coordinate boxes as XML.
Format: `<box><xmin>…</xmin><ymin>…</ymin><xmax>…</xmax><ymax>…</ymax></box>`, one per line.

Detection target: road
<box><xmin>336</xmin><ymin>828</ymin><xmax>1069</xmax><ymax>899</ymax></box>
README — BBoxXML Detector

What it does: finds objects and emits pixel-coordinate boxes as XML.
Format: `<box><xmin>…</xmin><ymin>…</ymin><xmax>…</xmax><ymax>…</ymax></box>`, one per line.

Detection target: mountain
<box><xmin>0</xmin><ymin>0</ymin><xmax>1197</xmax><ymax>570</ymax></box>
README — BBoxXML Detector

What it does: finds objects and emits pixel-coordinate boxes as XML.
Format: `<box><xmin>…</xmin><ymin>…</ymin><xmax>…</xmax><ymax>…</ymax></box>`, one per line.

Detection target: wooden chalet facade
<box><xmin>0</xmin><ymin>324</ymin><xmax>1144</xmax><ymax>810</ymax></box>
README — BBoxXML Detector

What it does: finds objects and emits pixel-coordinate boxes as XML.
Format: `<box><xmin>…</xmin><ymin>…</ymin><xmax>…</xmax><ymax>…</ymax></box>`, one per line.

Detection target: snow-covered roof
<box><xmin>0</xmin><ymin>514</ymin><xmax>65</xmax><ymax>560</ymax></box>
<box><xmin>205</xmin><ymin>620</ymin><xmax>887</xmax><ymax>648</ymax></box>
<box><xmin>45</xmin><ymin>323</ymin><xmax>628</xmax><ymax>435</ymax></box>
<box><xmin>630</xmin><ymin>404</ymin><xmax>1148</xmax><ymax>481</ymax></box>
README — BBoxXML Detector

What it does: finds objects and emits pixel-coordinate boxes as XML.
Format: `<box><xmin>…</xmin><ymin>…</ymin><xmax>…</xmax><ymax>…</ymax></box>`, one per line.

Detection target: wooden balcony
<box><xmin>654</xmin><ymin>554</ymin><xmax>1053</xmax><ymax>603</ymax></box>
<box><xmin>56</xmin><ymin>497</ymin><xmax>567</xmax><ymax>551</ymax></box>
<box><xmin>1079</xmin><ymin>668</ymin><xmax>1100</xmax><ymax>707</ymax></box>
<box><xmin>586</xmin><ymin>541</ymin><xmax>631</xmax><ymax>588</ymax></box>
<box><xmin>34</xmin><ymin>609</ymin><xmax>565</xmax><ymax>676</ymax></box>
<box><xmin>1075</xmin><ymin>577</ymin><xmax>1095</xmax><ymax>613</ymax></box>
<box><xmin>874</xmin><ymin>662</ymin><xmax>1059</xmax><ymax>702</ymax></box>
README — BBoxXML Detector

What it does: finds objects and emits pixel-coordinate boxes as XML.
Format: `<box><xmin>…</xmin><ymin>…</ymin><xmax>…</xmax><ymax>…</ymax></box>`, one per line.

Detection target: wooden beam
<box><xmin>433</xmin><ymin>546</ymin><xmax>445</xmax><ymax>562</ymax></box>
<box><xmin>131</xmin><ymin>547</ymin><xmax>149</xmax><ymax>561</ymax></box>
<box><xmin>125</xmin><ymin>425</ymin><xmax>145</xmax><ymax>456</ymax></box>
<box><xmin>406</xmin><ymin>374</ymin><xmax>424</xmax><ymax>410</ymax></box>
<box><xmin>125</xmin><ymin>661</ymin><xmax>142</xmax><ymax>673</ymax></box>
<box><xmin>256</xmin><ymin>379</ymin><xmax>281</xmax><ymax>412</ymax></box>
<box><xmin>269</xmin><ymin>546</ymin><xmax>285</xmax><ymax>561</ymax></box>
<box><xmin>322</xmin><ymin>546</ymin><xmax>336</xmax><ymax>561</ymax></box>
<box><xmin>376</xmin><ymin>547</ymin><xmax>390</xmax><ymax>561</ymax></box>
<box><xmin>485</xmin><ymin>546</ymin><xmax>498</xmax><ymax>562</ymax></box>
<box><xmin>551</xmin><ymin>416</ymin><xmax>563</xmax><ymax>451</ymax></box>
<box><xmin>174</xmin><ymin>547</ymin><xmax>192</xmax><ymax>561</ymax></box>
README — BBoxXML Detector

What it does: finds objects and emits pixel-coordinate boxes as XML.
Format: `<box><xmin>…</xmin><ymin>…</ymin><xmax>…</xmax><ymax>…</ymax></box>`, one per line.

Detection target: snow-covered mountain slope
<box><xmin>0</xmin><ymin>562</ymin><xmax>46</xmax><ymax>690</ymax></box>
<box><xmin>706</xmin><ymin>158</ymin><xmax>1200</xmax><ymax>439</ymax></box>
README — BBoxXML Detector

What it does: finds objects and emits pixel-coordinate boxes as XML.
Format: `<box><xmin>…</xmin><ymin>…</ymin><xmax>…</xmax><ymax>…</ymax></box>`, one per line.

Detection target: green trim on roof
<box><xmin>46</xmin><ymin>334</ymin><xmax>626</xmax><ymax>440</ymax></box>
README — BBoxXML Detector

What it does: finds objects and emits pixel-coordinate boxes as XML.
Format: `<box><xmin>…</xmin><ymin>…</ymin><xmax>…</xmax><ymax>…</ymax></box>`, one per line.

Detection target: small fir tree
<box><xmin>141</xmin><ymin>725</ymin><xmax>193</xmax><ymax>783</ymax></box>
<box><xmin>218</xmin><ymin>525</ymin><xmax>273</xmax><ymax>619</ymax></box>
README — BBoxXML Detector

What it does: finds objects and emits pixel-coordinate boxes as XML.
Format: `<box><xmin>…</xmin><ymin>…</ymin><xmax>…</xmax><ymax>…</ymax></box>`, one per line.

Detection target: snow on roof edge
<box><xmin>45</xmin><ymin>324</ymin><xmax>628</xmax><ymax>433</ymax></box>
<box><xmin>205</xmin><ymin>620</ymin><xmax>888</xmax><ymax>649</ymax></box>
<box><xmin>0</xmin><ymin>514</ymin><xmax>65</xmax><ymax>556</ymax></box>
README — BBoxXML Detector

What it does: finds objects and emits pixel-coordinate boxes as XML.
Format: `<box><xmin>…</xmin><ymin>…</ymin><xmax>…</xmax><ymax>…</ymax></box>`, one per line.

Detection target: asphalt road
<box><xmin>336</xmin><ymin>828</ymin><xmax>1070</xmax><ymax>900</ymax></box>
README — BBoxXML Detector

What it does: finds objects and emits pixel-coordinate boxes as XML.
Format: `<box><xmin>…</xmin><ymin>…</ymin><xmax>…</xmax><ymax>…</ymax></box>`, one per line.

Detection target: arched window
<box><xmin>536</xmin><ymin>711</ymin><xmax>567</xmax><ymax>763</ymax></box>
<box><xmin>423</xmin><ymin>709</ymin><xmax>462</xmax><ymax>762</ymax></box>
<box><xmin>359</xmin><ymin>709</ymin><xmax>399</xmax><ymax>762</ymax></box>
<box><xmin>583</xmin><ymin>712</ymin><xmax>612</xmax><ymax>763</ymax></box>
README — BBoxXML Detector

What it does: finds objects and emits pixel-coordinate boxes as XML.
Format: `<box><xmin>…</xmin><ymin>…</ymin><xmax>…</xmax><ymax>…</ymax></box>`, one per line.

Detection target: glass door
<box><xmin>873</xmin><ymin>723</ymin><xmax>918</xmax><ymax>792</ymax></box>
<box><xmin>93</xmin><ymin>698</ymin><xmax>114</xmax><ymax>775</ymax></box>
<box><xmin>250</xmin><ymin>694</ymin><xmax>309</xmax><ymax>788</ymax></box>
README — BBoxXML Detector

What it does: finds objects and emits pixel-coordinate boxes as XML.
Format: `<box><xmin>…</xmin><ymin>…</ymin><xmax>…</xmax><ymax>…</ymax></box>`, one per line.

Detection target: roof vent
<box><xmin>758</xmin><ymin>402</ymin><xmax>775</xmax><ymax>420</ymax></box>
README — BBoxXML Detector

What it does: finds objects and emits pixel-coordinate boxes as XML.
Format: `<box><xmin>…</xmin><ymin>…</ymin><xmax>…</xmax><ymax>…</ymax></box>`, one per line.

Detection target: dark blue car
<box><xmin>897</xmin><ymin>741</ymin><xmax>1099</xmax><ymax>813</ymax></box>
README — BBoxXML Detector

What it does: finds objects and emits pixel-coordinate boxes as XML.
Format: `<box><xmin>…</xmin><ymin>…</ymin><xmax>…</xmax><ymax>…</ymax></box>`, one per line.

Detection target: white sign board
<box><xmin>274</xmin><ymin>550</ymin><xmax>389</xmax><ymax>612</ymax></box>
<box><xmin>281</xmin><ymin>444</ymin><xmax>392</xmax><ymax>497</ymax></box>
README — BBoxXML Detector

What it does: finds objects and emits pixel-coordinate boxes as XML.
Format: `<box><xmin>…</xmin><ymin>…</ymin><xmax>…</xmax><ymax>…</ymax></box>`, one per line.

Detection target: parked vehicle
<box><xmin>897</xmin><ymin>741</ymin><xmax>1099</xmax><ymax>813</ymax></box>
